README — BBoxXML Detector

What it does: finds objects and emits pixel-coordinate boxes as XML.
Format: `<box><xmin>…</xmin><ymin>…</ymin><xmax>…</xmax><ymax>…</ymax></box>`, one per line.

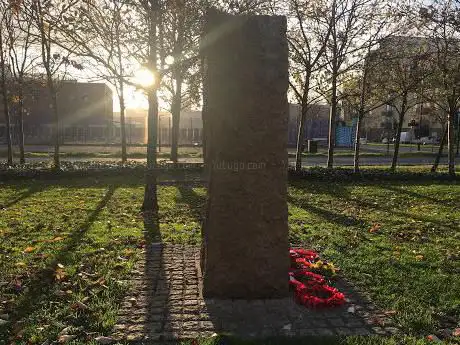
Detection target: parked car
<box><xmin>400</xmin><ymin>132</ymin><xmax>412</xmax><ymax>144</ymax></box>
<box><xmin>420</xmin><ymin>136</ymin><xmax>439</xmax><ymax>145</ymax></box>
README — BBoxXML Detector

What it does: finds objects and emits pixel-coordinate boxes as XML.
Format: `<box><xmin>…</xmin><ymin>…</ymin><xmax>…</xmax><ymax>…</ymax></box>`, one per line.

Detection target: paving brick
<box><xmin>111</xmin><ymin>244</ymin><xmax>401</xmax><ymax>341</ymax></box>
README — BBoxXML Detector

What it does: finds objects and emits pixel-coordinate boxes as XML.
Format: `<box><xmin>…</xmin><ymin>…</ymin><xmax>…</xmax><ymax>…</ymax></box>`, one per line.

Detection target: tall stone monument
<box><xmin>201</xmin><ymin>10</ymin><xmax>290</xmax><ymax>299</ymax></box>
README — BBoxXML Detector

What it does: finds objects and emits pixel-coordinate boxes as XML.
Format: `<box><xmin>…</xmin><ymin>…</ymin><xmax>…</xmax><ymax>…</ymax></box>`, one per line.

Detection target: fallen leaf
<box><xmin>94</xmin><ymin>336</ymin><xmax>114</xmax><ymax>344</ymax></box>
<box><xmin>59</xmin><ymin>326</ymin><xmax>74</xmax><ymax>336</ymax></box>
<box><xmin>58</xmin><ymin>335</ymin><xmax>77</xmax><ymax>343</ymax></box>
<box><xmin>91</xmin><ymin>277</ymin><xmax>106</xmax><ymax>287</ymax></box>
<box><xmin>415</xmin><ymin>255</ymin><xmax>424</xmax><ymax>261</ymax></box>
<box><xmin>427</xmin><ymin>335</ymin><xmax>441</xmax><ymax>342</ymax></box>
<box><xmin>15</xmin><ymin>262</ymin><xmax>27</xmax><ymax>267</ymax></box>
<box><xmin>71</xmin><ymin>301</ymin><xmax>89</xmax><ymax>311</ymax></box>
<box><xmin>55</xmin><ymin>268</ymin><xmax>67</xmax><ymax>282</ymax></box>
<box><xmin>453</xmin><ymin>328</ymin><xmax>460</xmax><ymax>337</ymax></box>
<box><xmin>24</xmin><ymin>247</ymin><xmax>35</xmax><ymax>253</ymax></box>
<box><xmin>384</xmin><ymin>310</ymin><xmax>397</xmax><ymax>316</ymax></box>
<box><xmin>55</xmin><ymin>290</ymin><xmax>67</xmax><ymax>297</ymax></box>
<box><xmin>57</xmin><ymin>263</ymin><xmax>65</xmax><ymax>269</ymax></box>
<box><xmin>282</xmin><ymin>324</ymin><xmax>292</xmax><ymax>331</ymax></box>
<box><xmin>369</xmin><ymin>223</ymin><xmax>381</xmax><ymax>233</ymax></box>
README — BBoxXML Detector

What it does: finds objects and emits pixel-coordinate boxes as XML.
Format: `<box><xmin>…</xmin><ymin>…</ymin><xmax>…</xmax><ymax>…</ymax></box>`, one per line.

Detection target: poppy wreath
<box><xmin>289</xmin><ymin>248</ymin><xmax>346</xmax><ymax>308</ymax></box>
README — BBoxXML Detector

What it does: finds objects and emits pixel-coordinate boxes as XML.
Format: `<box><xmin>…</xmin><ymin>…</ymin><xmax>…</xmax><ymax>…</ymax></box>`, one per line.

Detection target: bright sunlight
<box><xmin>134</xmin><ymin>67</ymin><xmax>155</xmax><ymax>88</ymax></box>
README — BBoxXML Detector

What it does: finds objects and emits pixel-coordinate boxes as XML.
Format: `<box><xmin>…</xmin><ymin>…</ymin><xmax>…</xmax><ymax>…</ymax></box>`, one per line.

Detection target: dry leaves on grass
<box><xmin>54</xmin><ymin>268</ymin><xmax>67</xmax><ymax>282</ymax></box>
<box><xmin>23</xmin><ymin>247</ymin><xmax>35</xmax><ymax>253</ymax></box>
<box><xmin>369</xmin><ymin>223</ymin><xmax>381</xmax><ymax>233</ymax></box>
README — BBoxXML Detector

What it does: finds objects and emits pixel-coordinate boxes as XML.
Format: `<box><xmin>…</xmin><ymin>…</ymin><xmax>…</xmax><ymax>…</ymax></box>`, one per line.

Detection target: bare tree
<box><xmin>342</xmin><ymin>46</ymin><xmax>399</xmax><ymax>172</ymax></box>
<box><xmin>420</xmin><ymin>1</ymin><xmax>460</xmax><ymax>176</ymax></box>
<box><xmin>160</xmin><ymin>0</ymin><xmax>202</xmax><ymax>165</ymax></box>
<box><xmin>27</xmin><ymin>0</ymin><xmax>82</xmax><ymax>169</ymax></box>
<box><xmin>5</xmin><ymin>3</ymin><xmax>37</xmax><ymax>163</ymax></box>
<box><xmin>321</xmin><ymin>0</ymin><xmax>384</xmax><ymax>168</ymax></box>
<box><xmin>56</xmin><ymin>0</ymin><xmax>137</xmax><ymax>163</ymax></box>
<box><xmin>0</xmin><ymin>4</ymin><xmax>13</xmax><ymax>166</ymax></box>
<box><xmin>370</xmin><ymin>37</ymin><xmax>431</xmax><ymax>172</ymax></box>
<box><xmin>281</xmin><ymin>0</ymin><xmax>332</xmax><ymax>172</ymax></box>
<box><xmin>138</xmin><ymin>0</ymin><xmax>161</xmax><ymax>212</ymax></box>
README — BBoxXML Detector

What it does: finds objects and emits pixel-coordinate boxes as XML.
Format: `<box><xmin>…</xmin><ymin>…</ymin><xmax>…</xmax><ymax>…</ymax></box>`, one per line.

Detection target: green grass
<box><xmin>0</xmin><ymin>175</ymin><xmax>459</xmax><ymax>344</ymax></box>
<box><xmin>288</xmin><ymin>180</ymin><xmax>460</xmax><ymax>336</ymax></box>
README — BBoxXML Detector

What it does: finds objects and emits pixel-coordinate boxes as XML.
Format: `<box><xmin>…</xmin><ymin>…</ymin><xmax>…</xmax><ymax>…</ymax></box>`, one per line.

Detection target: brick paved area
<box><xmin>112</xmin><ymin>244</ymin><xmax>399</xmax><ymax>342</ymax></box>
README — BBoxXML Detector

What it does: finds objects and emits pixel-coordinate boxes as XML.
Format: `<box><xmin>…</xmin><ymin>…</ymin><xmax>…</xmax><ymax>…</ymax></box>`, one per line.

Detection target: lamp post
<box><xmin>408</xmin><ymin>119</ymin><xmax>418</xmax><ymax>151</ymax></box>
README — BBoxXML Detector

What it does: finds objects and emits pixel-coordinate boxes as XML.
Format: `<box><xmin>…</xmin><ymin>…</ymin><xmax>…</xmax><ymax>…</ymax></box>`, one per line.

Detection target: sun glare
<box><xmin>165</xmin><ymin>55</ymin><xmax>175</xmax><ymax>65</ymax></box>
<box><xmin>134</xmin><ymin>68</ymin><xmax>155</xmax><ymax>88</ymax></box>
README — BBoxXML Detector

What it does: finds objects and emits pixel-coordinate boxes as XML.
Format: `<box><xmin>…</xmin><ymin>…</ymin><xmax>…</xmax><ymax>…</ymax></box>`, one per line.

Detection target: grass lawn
<box><xmin>0</xmin><ymin>175</ymin><xmax>459</xmax><ymax>344</ymax></box>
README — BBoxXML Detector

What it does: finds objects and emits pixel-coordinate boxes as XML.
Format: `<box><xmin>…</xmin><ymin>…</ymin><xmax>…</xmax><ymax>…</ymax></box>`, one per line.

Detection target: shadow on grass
<box><xmin>8</xmin><ymin>185</ymin><xmax>117</xmax><ymax>328</ymax></box>
<box><xmin>379</xmin><ymin>184</ymin><xmax>445</xmax><ymax>204</ymax></box>
<box><xmin>338</xmin><ymin>194</ymin><xmax>454</xmax><ymax>230</ymax></box>
<box><xmin>177</xmin><ymin>184</ymin><xmax>206</xmax><ymax>223</ymax></box>
<box><xmin>0</xmin><ymin>184</ymin><xmax>46</xmax><ymax>209</ymax></box>
<box><xmin>288</xmin><ymin>195</ymin><xmax>363</xmax><ymax>227</ymax></box>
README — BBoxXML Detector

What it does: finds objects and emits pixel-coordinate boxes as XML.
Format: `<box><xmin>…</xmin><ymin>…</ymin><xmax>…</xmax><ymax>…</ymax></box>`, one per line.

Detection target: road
<box><xmin>0</xmin><ymin>144</ymin><xmax>449</xmax><ymax>167</ymax></box>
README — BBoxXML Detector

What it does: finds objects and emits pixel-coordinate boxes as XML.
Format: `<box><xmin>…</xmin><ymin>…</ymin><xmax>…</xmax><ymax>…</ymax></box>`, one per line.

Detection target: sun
<box><xmin>134</xmin><ymin>68</ymin><xmax>155</xmax><ymax>88</ymax></box>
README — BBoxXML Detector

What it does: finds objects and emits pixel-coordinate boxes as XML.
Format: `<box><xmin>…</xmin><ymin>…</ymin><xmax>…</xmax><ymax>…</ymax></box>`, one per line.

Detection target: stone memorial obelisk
<box><xmin>201</xmin><ymin>10</ymin><xmax>290</xmax><ymax>299</ymax></box>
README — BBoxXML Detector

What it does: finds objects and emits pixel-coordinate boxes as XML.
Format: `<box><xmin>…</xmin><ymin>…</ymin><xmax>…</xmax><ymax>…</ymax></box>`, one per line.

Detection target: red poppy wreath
<box><xmin>289</xmin><ymin>248</ymin><xmax>346</xmax><ymax>308</ymax></box>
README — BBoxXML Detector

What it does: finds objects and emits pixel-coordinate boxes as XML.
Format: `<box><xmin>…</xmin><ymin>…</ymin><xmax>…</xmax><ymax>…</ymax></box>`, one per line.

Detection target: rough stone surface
<box><xmin>201</xmin><ymin>10</ymin><xmax>290</xmax><ymax>299</ymax></box>
<box><xmin>111</xmin><ymin>244</ymin><xmax>400</xmax><ymax>343</ymax></box>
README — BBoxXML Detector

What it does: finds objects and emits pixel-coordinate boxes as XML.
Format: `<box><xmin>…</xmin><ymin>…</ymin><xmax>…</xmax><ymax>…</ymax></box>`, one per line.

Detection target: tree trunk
<box><xmin>327</xmin><ymin>72</ymin><xmax>337</xmax><ymax>169</ymax></box>
<box><xmin>142</xmin><ymin>3</ymin><xmax>159</xmax><ymax>212</ymax></box>
<box><xmin>447</xmin><ymin>107</ymin><xmax>456</xmax><ymax>176</ymax></box>
<box><xmin>119</xmin><ymin>91</ymin><xmax>127</xmax><ymax>163</ymax></box>
<box><xmin>0</xmin><ymin>90</ymin><xmax>13</xmax><ymax>166</ymax></box>
<box><xmin>354</xmin><ymin>60</ymin><xmax>369</xmax><ymax>173</ymax></box>
<box><xmin>456</xmin><ymin>115</ymin><xmax>459</xmax><ymax>156</ymax></box>
<box><xmin>391</xmin><ymin>111</ymin><xmax>405</xmax><ymax>172</ymax></box>
<box><xmin>295</xmin><ymin>77</ymin><xmax>310</xmax><ymax>172</ymax></box>
<box><xmin>295</xmin><ymin>104</ymin><xmax>308</xmax><ymax>172</ymax></box>
<box><xmin>391</xmin><ymin>95</ymin><xmax>407</xmax><ymax>172</ymax></box>
<box><xmin>18</xmin><ymin>86</ymin><xmax>25</xmax><ymax>164</ymax></box>
<box><xmin>432</xmin><ymin>125</ymin><xmax>447</xmax><ymax>173</ymax></box>
<box><xmin>142</xmin><ymin>89</ymin><xmax>159</xmax><ymax>211</ymax></box>
<box><xmin>51</xmin><ymin>97</ymin><xmax>60</xmax><ymax>169</ymax></box>
<box><xmin>353</xmin><ymin>115</ymin><xmax>363</xmax><ymax>173</ymax></box>
<box><xmin>0</xmin><ymin>31</ymin><xmax>13</xmax><ymax>166</ymax></box>
<box><xmin>170</xmin><ymin>69</ymin><xmax>182</xmax><ymax>165</ymax></box>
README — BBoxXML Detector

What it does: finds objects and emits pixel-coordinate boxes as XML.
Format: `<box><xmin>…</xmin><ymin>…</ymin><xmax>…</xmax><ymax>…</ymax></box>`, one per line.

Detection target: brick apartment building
<box><xmin>0</xmin><ymin>80</ymin><xmax>113</xmax><ymax>144</ymax></box>
<box><xmin>349</xmin><ymin>36</ymin><xmax>449</xmax><ymax>142</ymax></box>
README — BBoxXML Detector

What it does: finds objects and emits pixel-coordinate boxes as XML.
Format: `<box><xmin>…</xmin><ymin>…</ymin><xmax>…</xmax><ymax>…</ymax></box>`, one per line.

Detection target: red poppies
<box><xmin>289</xmin><ymin>248</ymin><xmax>345</xmax><ymax>308</ymax></box>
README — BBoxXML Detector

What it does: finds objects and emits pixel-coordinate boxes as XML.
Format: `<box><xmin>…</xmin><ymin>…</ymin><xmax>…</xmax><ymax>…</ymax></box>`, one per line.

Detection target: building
<box><xmin>354</xmin><ymin>36</ymin><xmax>448</xmax><ymax>142</ymax></box>
<box><xmin>288</xmin><ymin>104</ymin><xmax>331</xmax><ymax>146</ymax></box>
<box><xmin>0</xmin><ymin>80</ymin><xmax>113</xmax><ymax>144</ymax></box>
<box><xmin>114</xmin><ymin>105</ymin><xmax>330</xmax><ymax>147</ymax></box>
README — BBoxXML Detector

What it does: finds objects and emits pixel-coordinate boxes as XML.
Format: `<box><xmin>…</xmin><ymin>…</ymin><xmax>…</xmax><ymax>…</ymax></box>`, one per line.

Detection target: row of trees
<box><xmin>283</xmin><ymin>0</ymin><xmax>460</xmax><ymax>177</ymax></box>
<box><xmin>1</xmin><ymin>0</ymin><xmax>459</xmax><ymax>210</ymax></box>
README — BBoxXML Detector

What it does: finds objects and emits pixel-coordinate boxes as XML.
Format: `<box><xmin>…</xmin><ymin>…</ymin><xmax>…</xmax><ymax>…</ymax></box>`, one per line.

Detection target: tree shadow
<box><xmin>288</xmin><ymin>195</ymin><xmax>363</xmax><ymax>227</ymax></box>
<box><xmin>140</xmin><ymin>209</ymin><xmax>164</xmax><ymax>339</ymax></box>
<box><xmin>0</xmin><ymin>184</ymin><xmax>46</xmax><ymax>209</ymax></box>
<box><xmin>338</xmin><ymin>193</ymin><xmax>454</xmax><ymax>229</ymax></box>
<box><xmin>379</xmin><ymin>184</ymin><xmax>446</xmax><ymax>204</ymax></box>
<box><xmin>9</xmin><ymin>185</ymin><xmax>117</xmax><ymax>325</ymax></box>
<box><xmin>177</xmin><ymin>184</ymin><xmax>206</xmax><ymax>223</ymax></box>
